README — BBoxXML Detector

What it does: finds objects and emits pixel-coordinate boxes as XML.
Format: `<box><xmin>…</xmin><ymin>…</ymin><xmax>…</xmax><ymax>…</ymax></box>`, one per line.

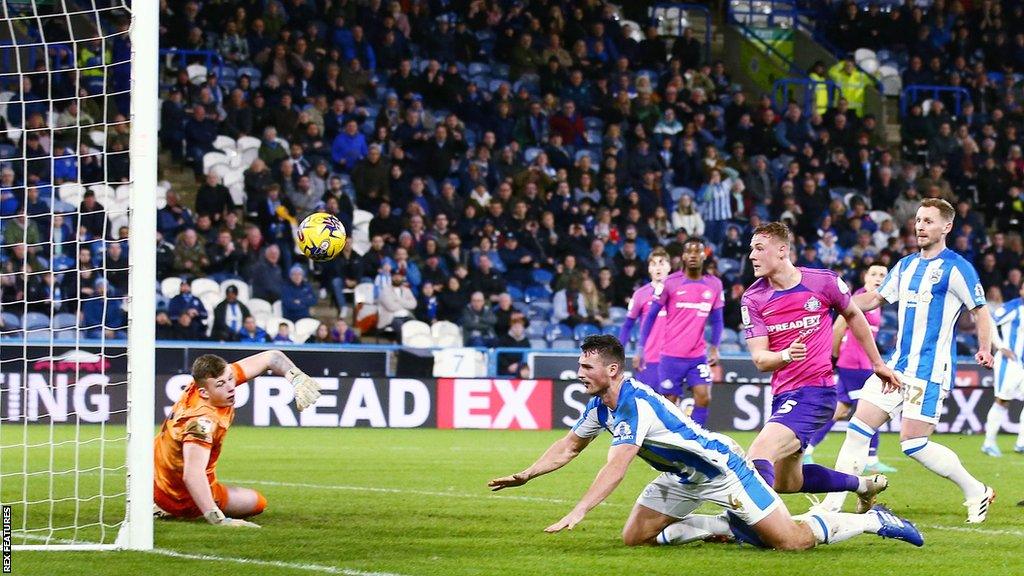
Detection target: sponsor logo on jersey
<box><xmin>901</xmin><ymin>290</ymin><xmax>934</xmax><ymax>305</ymax></box>
<box><xmin>837</xmin><ymin>277</ymin><xmax>850</xmax><ymax>294</ymax></box>
<box><xmin>804</xmin><ymin>297</ymin><xmax>822</xmax><ymax>312</ymax></box>
<box><xmin>766</xmin><ymin>315</ymin><xmax>822</xmax><ymax>334</ymax></box>
<box><xmin>741</xmin><ymin>306</ymin><xmax>751</xmax><ymax>328</ymax></box>
<box><xmin>675</xmin><ymin>301</ymin><xmax>714</xmax><ymax>313</ymax></box>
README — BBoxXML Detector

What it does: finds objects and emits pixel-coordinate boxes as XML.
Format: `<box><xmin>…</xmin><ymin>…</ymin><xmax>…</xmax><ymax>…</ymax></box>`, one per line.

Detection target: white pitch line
<box><xmin>921</xmin><ymin>524</ymin><xmax>1024</xmax><ymax>537</ymax></box>
<box><xmin>147</xmin><ymin>548</ymin><xmax>411</xmax><ymax>576</ymax></box>
<box><xmin>16</xmin><ymin>532</ymin><xmax>412</xmax><ymax>576</ymax></box>
<box><xmin>228</xmin><ymin>478</ymin><xmax>596</xmax><ymax>506</ymax></box>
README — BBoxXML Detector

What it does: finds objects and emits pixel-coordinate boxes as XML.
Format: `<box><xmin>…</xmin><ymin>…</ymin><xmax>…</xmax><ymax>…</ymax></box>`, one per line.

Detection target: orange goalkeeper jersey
<box><xmin>153</xmin><ymin>363</ymin><xmax>246</xmax><ymax>502</ymax></box>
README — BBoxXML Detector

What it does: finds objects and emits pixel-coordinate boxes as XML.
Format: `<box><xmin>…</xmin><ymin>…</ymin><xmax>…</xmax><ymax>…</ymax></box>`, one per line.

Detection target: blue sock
<box><xmin>800</xmin><ymin>464</ymin><xmax>860</xmax><ymax>493</ymax></box>
<box><xmin>753</xmin><ymin>458</ymin><xmax>775</xmax><ymax>486</ymax></box>
<box><xmin>690</xmin><ymin>405</ymin><xmax>709</xmax><ymax>426</ymax></box>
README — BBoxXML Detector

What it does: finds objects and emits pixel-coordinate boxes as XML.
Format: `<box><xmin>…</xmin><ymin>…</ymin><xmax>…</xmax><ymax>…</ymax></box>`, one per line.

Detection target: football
<box><xmin>296</xmin><ymin>212</ymin><xmax>347</xmax><ymax>261</ymax></box>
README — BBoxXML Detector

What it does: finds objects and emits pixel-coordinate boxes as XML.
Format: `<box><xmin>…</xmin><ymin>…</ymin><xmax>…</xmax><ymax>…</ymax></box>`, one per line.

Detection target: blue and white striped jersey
<box><xmin>877</xmin><ymin>249</ymin><xmax>986</xmax><ymax>388</ymax></box>
<box><xmin>572</xmin><ymin>378</ymin><xmax>758</xmax><ymax>485</ymax></box>
<box><xmin>993</xmin><ymin>298</ymin><xmax>1024</xmax><ymax>360</ymax></box>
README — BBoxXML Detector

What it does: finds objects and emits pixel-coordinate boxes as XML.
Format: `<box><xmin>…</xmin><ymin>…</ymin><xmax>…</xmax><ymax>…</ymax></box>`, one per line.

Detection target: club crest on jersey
<box><xmin>929</xmin><ymin>268</ymin><xmax>943</xmax><ymax>283</ymax></box>
<box><xmin>702</xmin><ymin>290</ymin><xmax>713</xmax><ymax>300</ymax></box>
<box><xmin>613</xmin><ymin>421</ymin><xmax>634</xmax><ymax>441</ymax></box>
<box><xmin>804</xmin><ymin>297</ymin><xmax>822</xmax><ymax>312</ymax></box>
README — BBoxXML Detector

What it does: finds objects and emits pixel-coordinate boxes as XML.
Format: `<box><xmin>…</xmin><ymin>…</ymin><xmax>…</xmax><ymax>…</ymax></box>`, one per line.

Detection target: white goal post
<box><xmin>0</xmin><ymin>0</ymin><xmax>157</xmax><ymax>551</ymax></box>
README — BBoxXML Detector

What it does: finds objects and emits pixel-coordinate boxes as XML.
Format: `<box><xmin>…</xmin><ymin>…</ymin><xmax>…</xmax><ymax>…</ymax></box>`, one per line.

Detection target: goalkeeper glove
<box><xmin>204</xmin><ymin>508</ymin><xmax>260</xmax><ymax>528</ymax></box>
<box><xmin>286</xmin><ymin>368</ymin><xmax>322</xmax><ymax>411</ymax></box>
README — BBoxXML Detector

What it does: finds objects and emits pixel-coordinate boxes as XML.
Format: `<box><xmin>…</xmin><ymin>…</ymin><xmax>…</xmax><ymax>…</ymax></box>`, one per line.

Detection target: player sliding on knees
<box><xmin>740</xmin><ymin>222</ymin><xmax>898</xmax><ymax>512</ymax></box>
<box><xmin>821</xmin><ymin>200</ymin><xmax>996</xmax><ymax>522</ymax></box>
<box><xmin>488</xmin><ymin>335</ymin><xmax>923</xmax><ymax>550</ymax></box>
<box><xmin>153</xmin><ymin>351</ymin><xmax>322</xmax><ymax>527</ymax></box>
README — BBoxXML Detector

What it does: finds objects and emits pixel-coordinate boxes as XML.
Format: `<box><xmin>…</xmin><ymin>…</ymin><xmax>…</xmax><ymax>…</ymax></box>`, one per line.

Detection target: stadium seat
<box><xmin>263</xmin><ymin>316</ymin><xmax>294</xmax><ymax>338</ymax></box>
<box><xmin>506</xmin><ymin>285</ymin><xmax>524</xmax><ymax>301</ymax></box>
<box><xmin>213</xmin><ymin>135</ymin><xmax>236</xmax><ymax>153</ymax></box>
<box><xmin>431</xmin><ymin>320</ymin><xmax>463</xmax><ymax>348</ymax></box>
<box><xmin>601</xmin><ymin>325</ymin><xmax>619</xmax><ymax>337</ymax></box>
<box><xmin>402</xmin><ymin>320</ymin><xmax>433</xmax><ymax>347</ymax></box>
<box><xmin>525</xmin><ymin>320</ymin><xmax>548</xmax><ymax>339</ymax></box>
<box><xmin>528</xmin><ymin>338</ymin><xmax>548</xmax><ymax>349</ymax></box>
<box><xmin>236</xmin><ymin>135</ymin><xmax>260</xmax><ymax>152</ymax></box>
<box><xmin>718</xmin><ymin>258</ymin><xmax>741</xmax><ymax>276</ymax></box>
<box><xmin>192</xmin><ymin>277</ymin><xmax>219</xmax><ymax>296</ymax></box>
<box><xmin>354</xmin><ymin>282</ymin><xmax>376</xmax><ymax>305</ymax></box>
<box><xmin>608</xmin><ymin>307</ymin><xmax>628</xmax><ymax>323</ymax></box>
<box><xmin>1</xmin><ymin>311</ymin><xmax>21</xmax><ymax>330</ymax></box>
<box><xmin>58</xmin><ymin>182</ymin><xmax>85</xmax><ymax>206</ymax></box>
<box><xmin>203</xmin><ymin>151</ymin><xmax>230</xmax><ymax>174</ymax></box>
<box><xmin>573</xmin><ymin>323</ymin><xmax>601</xmax><ymax>341</ymax></box>
<box><xmin>544</xmin><ymin>323</ymin><xmax>572</xmax><ymax>342</ymax></box>
<box><xmin>524</xmin><ymin>147</ymin><xmax>542</xmax><ymax>163</ymax></box>
<box><xmin>247</xmin><ymin>298</ymin><xmax>272</xmax><ymax>318</ymax></box>
<box><xmin>721</xmin><ymin>328</ymin><xmax>739</xmax><ymax>344</ymax></box>
<box><xmin>531</xmin><ymin>269</ymin><xmax>553</xmax><ymax>287</ymax></box>
<box><xmin>524</xmin><ymin>285</ymin><xmax>553</xmax><ymax>303</ymax></box>
<box><xmin>294</xmin><ymin>317</ymin><xmax>321</xmax><ymax>343</ymax></box>
<box><xmin>220</xmin><ymin>279</ymin><xmax>250</xmax><ymax>302</ymax></box>
<box><xmin>529</xmin><ymin>301</ymin><xmax>553</xmax><ymax>317</ymax></box>
<box><xmin>186</xmin><ymin>63</ymin><xmax>207</xmax><ymax>84</ymax></box>
<box><xmin>53</xmin><ymin>329</ymin><xmax>77</xmax><ymax>341</ymax></box>
<box><xmin>720</xmin><ymin>342</ymin><xmax>742</xmax><ymax>353</ymax></box>
<box><xmin>353</xmin><ymin>208</ymin><xmax>373</xmax><ymax>229</ymax></box>
<box><xmin>271</xmin><ymin>300</ymin><xmax>283</xmax><ymax>317</ymax></box>
<box><xmin>551</xmin><ymin>338</ymin><xmax>576</xmax><ymax>350</ymax></box>
<box><xmin>161</xmin><ymin>277</ymin><xmax>182</xmax><ymax>298</ymax></box>
<box><xmin>24</xmin><ymin>312</ymin><xmax>50</xmax><ymax>331</ymax></box>
<box><xmin>52</xmin><ymin>313</ymin><xmax>78</xmax><ymax>330</ymax></box>
<box><xmin>511</xmin><ymin>301</ymin><xmax>530</xmax><ymax>314</ymax></box>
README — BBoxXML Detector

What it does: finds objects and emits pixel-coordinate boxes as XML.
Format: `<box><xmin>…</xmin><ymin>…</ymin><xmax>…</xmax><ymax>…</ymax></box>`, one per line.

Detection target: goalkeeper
<box><xmin>153</xmin><ymin>351</ymin><xmax>321</xmax><ymax>527</ymax></box>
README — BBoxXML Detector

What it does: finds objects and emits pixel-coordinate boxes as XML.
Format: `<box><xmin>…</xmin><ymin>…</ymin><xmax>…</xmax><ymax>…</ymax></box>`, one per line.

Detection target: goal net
<box><xmin>0</xmin><ymin>0</ymin><xmax>156</xmax><ymax>550</ymax></box>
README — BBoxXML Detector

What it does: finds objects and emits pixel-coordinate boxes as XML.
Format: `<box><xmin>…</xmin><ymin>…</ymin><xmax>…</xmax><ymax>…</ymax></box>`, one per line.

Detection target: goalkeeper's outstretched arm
<box><xmin>235</xmin><ymin>350</ymin><xmax>322</xmax><ymax>411</ymax></box>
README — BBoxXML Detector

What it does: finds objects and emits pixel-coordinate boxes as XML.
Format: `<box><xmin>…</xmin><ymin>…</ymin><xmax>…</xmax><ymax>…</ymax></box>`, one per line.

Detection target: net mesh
<box><xmin>0</xmin><ymin>0</ymin><xmax>135</xmax><ymax>547</ymax></box>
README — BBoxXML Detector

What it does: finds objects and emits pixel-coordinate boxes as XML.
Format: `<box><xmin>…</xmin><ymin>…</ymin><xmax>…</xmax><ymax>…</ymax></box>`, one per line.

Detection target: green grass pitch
<box><xmin>11</xmin><ymin>426</ymin><xmax>1024</xmax><ymax>575</ymax></box>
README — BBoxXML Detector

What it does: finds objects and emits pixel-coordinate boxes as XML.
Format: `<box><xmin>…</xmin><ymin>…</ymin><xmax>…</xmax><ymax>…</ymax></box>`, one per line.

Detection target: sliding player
<box><xmin>823</xmin><ymin>199</ymin><xmax>995</xmax><ymax>522</ymax></box>
<box><xmin>620</xmin><ymin>247</ymin><xmax>672</xmax><ymax>389</ymax></box>
<box><xmin>805</xmin><ymin>264</ymin><xmax>897</xmax><ymax>473</ymax></box>
<box><xmin>982</xmin><ymin>287</ymin><xmax>1024</xmax><ymax>457</ymax></box>
<box><xmin>488</xmin><ymin>335</ymin><xmax>923</xmax><ymax>550</ymax></box>
<box><xmin>636</xmin><ymin>238</ymin><xmax>723</xmax><ymax>425</ymax></box>
<box><xmin>741</xmin><ymin>222</ymin><xmax>896</xmax><ymax>510</ymax></box>
<box><xmin>154</xmin><ymin>350</ymin><xmax>322</xmax><ymax>527</ymax></box>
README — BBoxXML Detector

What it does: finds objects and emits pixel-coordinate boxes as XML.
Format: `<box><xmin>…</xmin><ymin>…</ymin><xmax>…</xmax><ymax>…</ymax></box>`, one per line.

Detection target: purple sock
<box><xmin>808</xmin><ymin>419</ymin><xmax>835</xmax><ymax>448</ymax></box>
<box><xmin>800</xmin><ymin>464</ymin><xmax>860</xmax><ymax>493</ymax></box>
<box><xmin>753</xmin><ymin>459</ymin><xmax>775</xmax><ymax>486</ymax></box>
<box><xmin>869</xmin><ymin>432</ymin><xmax>880</xmax><ymax>457</ymax></box>
<box><xmin>690</xmin><ymin>405</ymin><xmax>709</xmax><ymax>426</ymax></box>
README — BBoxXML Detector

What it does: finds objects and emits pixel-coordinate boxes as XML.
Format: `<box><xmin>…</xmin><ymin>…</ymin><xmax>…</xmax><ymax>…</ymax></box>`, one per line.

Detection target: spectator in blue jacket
<box><xmin>331</xmin><ymin>119</ymin><xmax>367</xmax><ymax>173</ymax></box>
<box><xmin>237</xmin><ymin>315</ymin><xmax>271</xmax><ymax>343</ymax></box>
<box><xmin>184</xmin><ymin>105</ymin><xmax>218</xmax><ymax>176</ymax></box>
<box><xmin>281</xmin><ymin>265</ymin><xmax>318</xmax><ymax>321</ymax></box>
<box><xmin>166</xmin><ymin>278</ymin><xmax>209</xmax><ymax>331</ymax></box>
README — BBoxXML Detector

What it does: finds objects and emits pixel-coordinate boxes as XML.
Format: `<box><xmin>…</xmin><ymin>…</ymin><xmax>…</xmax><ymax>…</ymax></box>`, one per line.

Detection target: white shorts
<box><xmin>636</xmin><ymin>469</ymin><xmax>781</xmax><ymax>526</ymax></box>
<box><xmin>859</xmin><ymin>371</ymin><xmax>948</xmax><ymax>425</ymax></box>
<box><xmin>994</xmin><ymin>352</ymin><xmax>1024</xmax><ymax>401</ymax></box>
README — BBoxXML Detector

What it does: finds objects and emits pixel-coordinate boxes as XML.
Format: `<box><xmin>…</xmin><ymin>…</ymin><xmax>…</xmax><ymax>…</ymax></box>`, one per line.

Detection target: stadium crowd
<box><xmin>2</xmin><ymin>1</ymin><xmax>1024</xmax><ymax>374</ymax></box>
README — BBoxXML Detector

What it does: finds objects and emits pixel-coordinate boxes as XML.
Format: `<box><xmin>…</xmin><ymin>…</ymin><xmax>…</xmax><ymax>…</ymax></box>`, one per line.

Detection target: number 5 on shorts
<box><xmin>776</xmin><ymin>400</ymin><xmax>798</xmax><ymax>414</ymax></box>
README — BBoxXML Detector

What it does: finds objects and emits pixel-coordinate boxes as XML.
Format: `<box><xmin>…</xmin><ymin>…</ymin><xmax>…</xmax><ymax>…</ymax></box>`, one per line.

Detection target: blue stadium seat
<box><xmin>528</xmin><ymin>338</ymin><xmax>548</xmax><ymax>349</ymax></box>
<box><xmin>721</xmin><ymin>342</ymin><xmax>742</xmax><ymax>353</ymax></box>
<box><xmin>506</xmin><ymin>285</ymin><xmax>524</xmax><ymax>301</ymax></box>
<box><xmin>545</xmin><ymin>323</ymin><xmax>572</xmax><ymax>342</ymax></box>
<box><xmin>1</xmin><ymin>311</ymin><xmax>20</xmax><ymax>331</ymax></box>
<box><xmin>23</xmin><ymin>312</ymin><xmax>50</xmax><ymax>331</ymax></box>
<box><xmin>525</xmin><ymin>285</ymin><xmax>553</xmax><ymax>303</ymax></box>
<box><xmin>720</xmin><ymin>328</ymin><xmax>739</xmax><ymax>344</ymax></box>
<box><xmin>525</xmin><ymin>320</ymin><xmax>548</xmax><ymax>339</ymax></box>
<box><xmin>573</xmin><ymin>323</ymin><xmax>601</xmax><ymax>341</ymax></box>
<box><xmin>601</xmin><ymin>325</ymin><xmax>619</xmax><ymax>337</ymax></box>
<box><xmin>511</xmin><ymin>301</ymin><xmax>530</xmax><ymax>314</ymax></box>
<box><xmin>718</xmin><ymin>258</ymin><xmax>741</xmax><ymax>276</ymax></box>
<box><xmin>551</xmin><ymin>338</ymin><xmax>576</xmax><ymax>350</ymax></box>
<box><xmin>531</xmin><ymin>269</ymin><xmax>553</xmax><ymax>287</ymax></box>
<box><xmin>52</xmin><ymin>313</ymin><xmax>78</xmax><ymax>329</ymax></box>
<box><xmin>608</xmin><ymin>307</ymin><xmax>628</xmax><ymax>323</ymax></box>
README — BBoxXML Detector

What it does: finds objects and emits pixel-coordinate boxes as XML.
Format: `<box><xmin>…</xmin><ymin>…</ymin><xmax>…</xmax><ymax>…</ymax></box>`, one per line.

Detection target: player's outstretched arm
<box><xmin>851</xmin><ymin>290</ymin><xmax>885</xmax><ymax>313</ymax></box>
<box><xmin>488</xmin><ymin>431</ymin><xmax>594</xmax><ymax>491</ymax></box>
<box><xmin>182</xmin><ymin>442</ymin><xmax>260</xmax><ymax>528</ymax></box>
<box><xmin>840</xmin><ymin>302</ymin><xmax>901</xmax><ymax>392</ymax></box>
<box><xmin>544</xmin><ymin>444</ymin><xmax>639</xmax><ymax>533</ymax></box>
<box><xmin>235</xmin><ymin>350</ymin><xmax>322</xmax><ymax>411</ymax></box>
<box><xmin>972</xmin><ymin>305</ymin><xmax>995</xmax><ymax>368</ymax></box>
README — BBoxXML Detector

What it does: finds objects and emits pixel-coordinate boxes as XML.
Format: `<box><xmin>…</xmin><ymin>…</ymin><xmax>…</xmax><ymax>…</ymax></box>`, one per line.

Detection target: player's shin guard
<box><xmin>800</xmin><ymin>464</ymin><xmax>860</xmax><ymax>493</ymax></box>
<box><xmin>819</xmin><ymin>417</ymin><xmax>874</xmax><ymax>511</ymax></box>
<box><xmin>984</xmin><ymin>403</ymin><xmax>1007</xmax><ymax>447</ymax></box>
<box><xmin>901</xmin><ymin>437</ymin><xmax>986</xmax><ymax>500</ymax></box>
<box><xmin>657</xmin><ymin>514</ymin><xmax>732</xmax><ymax>545</ymax></box>
<box><xmin>793</xmin><ymin>511</ymin><xmax>881</xmax><ymax>545</ymax></box>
